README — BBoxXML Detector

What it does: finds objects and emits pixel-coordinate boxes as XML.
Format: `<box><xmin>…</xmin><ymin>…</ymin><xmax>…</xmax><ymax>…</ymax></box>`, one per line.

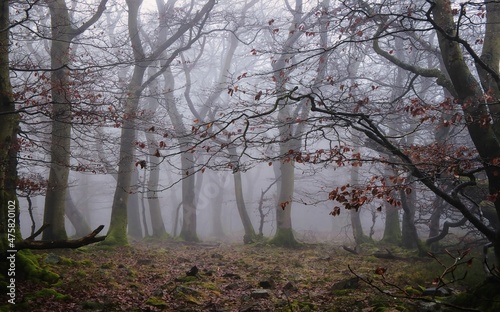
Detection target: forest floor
<box><xmin>4</xmin><ymin>239</ymin><xmax>489</xmax><ymax>311</ymax></box>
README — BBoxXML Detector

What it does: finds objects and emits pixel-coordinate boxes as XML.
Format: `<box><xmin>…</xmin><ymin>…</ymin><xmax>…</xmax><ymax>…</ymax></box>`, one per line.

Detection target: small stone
<box><xmin>186</xmin><ymin>265</ymin><xmax>199</xmax><ymax>276</ymax></box>
<box><xmin>283</xmin><ymin>281</ymin><xmax>297</xmax><ymax>291</ymax></box>
<box><xmin>250</xmin><ymin>289</ymin><xmax>271</xmax><ymax>299</ymax></box>
<box><xmin>423</xmin><ymin>287</ymin><xmax>450</xmax><ymax>296</ymax></box>
<box><xmin>44</xmin><ymin>253</ymin><xmax>61</xmax><ymax>264</ymax></box>
<box><xmin>258</xmin><ymin>280</ymin><xmax>275</xmax><ymax>289</ymax></box>
<box><xmin>224</xmin><ymin>283</ymin><xmax>239</xmax><ymax>290</ymax></box>
<box><xmin>137</xmin><ymin>258</ymin><xmax>152</xmax><ymax>265</ymax></box>
<box><xmin>222</xmin><ymin>272</ymin><xmax>241</xmax><ymax>279</ymax></box>
<box><xmin>152</xmin><ymin>288</ymin><xmax>163</xmax><ymax>297</ymax></box>
<box><xmin>211</xmin><ymin>253</ymin><xmax>223</xmax><ymax>259</ymax></box>
<box><xmin>330</xmin><ymin>277</ymin><xmax>359</xmax><ymax>290</ymax></box>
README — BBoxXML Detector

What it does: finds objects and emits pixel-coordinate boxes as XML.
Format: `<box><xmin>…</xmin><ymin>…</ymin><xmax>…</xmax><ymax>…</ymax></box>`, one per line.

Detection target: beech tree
<box><xmin>106</xmin><ymin>0</ymin><xmax>215</xmax><ymax>245</ymax></box>
<box><xmin>40</xmin><ymin>0</ymin><xmax>109</xmax><ymax>240</ymax></box>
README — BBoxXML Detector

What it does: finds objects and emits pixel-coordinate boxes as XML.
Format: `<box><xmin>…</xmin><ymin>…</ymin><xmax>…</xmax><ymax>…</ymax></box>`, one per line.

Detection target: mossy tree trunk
<box><xmin>106</xmin><ymin>0</ymin><xmax>147</xmax><ymax>245</ymax></box>
<box><xmin>107</xmin><ymin>0</ymin><xmax>215</xmax><ymax>244</ymax></box>
<box><xmin>0</xmin><ymin>1</ymin><xmax>58</xmax><ymax>283</ymax></box>
<box><xmin>382</xmin><ymin>204</ymin><xmax>401</xmax><ymax>244</ymax></box>
<box><xmin>431</xmin><ymin>0</ymin><xmax>500</xmax><ymax>266</ymax></box>
<box><xmin>42</xmin><ymin>0</ymin><xmax>73</xmax><ymax>241</ymax></box>
<box><xmin>42</xmin><ymin>0</ymin><xmax>109</xmax><ymax>241</ymax></box>
<box><xmin>0</xmin><ymin>0</ymin><xmax>19</xmax><ymax>259</ymax></box>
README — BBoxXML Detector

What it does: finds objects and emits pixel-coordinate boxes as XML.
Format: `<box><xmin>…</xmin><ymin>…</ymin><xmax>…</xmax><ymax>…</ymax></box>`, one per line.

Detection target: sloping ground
<box><xmin>3</xmin><ymin>241</ymin><xmax>486</xmax><ymax>311</ymax></box>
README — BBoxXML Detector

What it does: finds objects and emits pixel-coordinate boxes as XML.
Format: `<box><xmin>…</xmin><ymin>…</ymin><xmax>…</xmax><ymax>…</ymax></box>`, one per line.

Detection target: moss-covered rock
<box><xmin>25</xmin><ymin>288</ymin><xmax>70</xmax><ymax>302</ymax></box>
<box><xmin>18</xmin><ymin>251</ymin><xmax>59</xmax><ymax>283</ymax></box>
<box><xmin>146</xmin><ymin>296</ymin><xmax>168</xmax><ymax>308</ymax></box>
<box><xmin>448</xmin><ymin>278</ymin><xmax>500</xmax><ymax>312</ymax></box>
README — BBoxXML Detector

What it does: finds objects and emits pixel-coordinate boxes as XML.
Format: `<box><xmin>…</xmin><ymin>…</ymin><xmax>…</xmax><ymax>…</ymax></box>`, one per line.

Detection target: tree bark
<box><xmin>127</xmin><ymin>169</ymin><xmax>143</xmax><ymax>238</ymax></box>
<box><xmin>431</xmin><ymin>0</ymin><xmax>500</xmax><ymax>265</ymax></box>
<box><xmin>0</xmin><ymin>0</ymin><xmax>20</xmax><ymax>260</ymax></box>
<box><xmin>42</xmin><ymin>0</ymin><xmax>73</xmax><ymax>241</ymax></box>
<box><xmin>107</xmin><ymin>0</ymin><xmax>147</xmax><ymax>245</ymax></box>
<box><xmin>65</xmin><ymin>193</ymin><xmax>92</xmax><ymax>237</ymax></box>
<box><xmin>42</xmin><ymin>0</ymin><xmax>109</xmax><ymax>241</ymax></box>
<box><xmin>228</xmin><ymin>145</ymin><xmax>256</xmax><ymax>243</ymax></box>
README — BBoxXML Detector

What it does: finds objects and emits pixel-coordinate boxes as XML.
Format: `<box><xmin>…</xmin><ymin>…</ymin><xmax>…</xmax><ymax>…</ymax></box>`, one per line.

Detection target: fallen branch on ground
<box><xmin>15</xmin><ymin>224</ymin><xmax>106</xmax><ymax>250</ymax></box>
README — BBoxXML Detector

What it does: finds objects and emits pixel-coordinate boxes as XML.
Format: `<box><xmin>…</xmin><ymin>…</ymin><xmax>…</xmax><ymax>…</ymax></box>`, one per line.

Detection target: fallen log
<box><xmin>15</xmin><ymin>224</ymin><xmax>106</xmax><ymax>250</ymax></box>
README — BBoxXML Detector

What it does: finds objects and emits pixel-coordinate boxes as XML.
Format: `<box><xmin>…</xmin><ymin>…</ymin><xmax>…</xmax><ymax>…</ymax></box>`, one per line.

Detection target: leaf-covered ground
<box><xmin>4</xmin><ymin>240</ymin><xmax>487</xmax><ymax>311</ymax></box>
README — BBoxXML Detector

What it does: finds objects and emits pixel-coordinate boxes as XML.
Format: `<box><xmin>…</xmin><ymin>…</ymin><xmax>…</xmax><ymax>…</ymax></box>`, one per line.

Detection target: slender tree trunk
<box><xmin>228</xmin><ymin>145</ymin><xmax>256</xmax><ymax>243</ymax></box>
<box><xmin>65</xmin><ymin>193</ymin><xmax>92</xmax><ymax>237</ymax></box>
<box><xmin>162</xmin><ymin>65</ymin><xmax>198</xmax><ymax>241</ymax></box>
<box><xmin>107</xmin><ymin>0</ymin><xmax>147</xmax><ymax>244</ymax></box>
<box><xmin>211</xmin><ymin>194</ymin><xmax>225</xmax><ymax>239</ymax></box>
<box><xmin>107</xmin><ymin>65</ymin><xmax>146</xmax><ymax>245</ymax></box>
<box><xmin>146</xmin><ymin>142</ymin><xmax>167</xmax><ymax>237</ymax></box>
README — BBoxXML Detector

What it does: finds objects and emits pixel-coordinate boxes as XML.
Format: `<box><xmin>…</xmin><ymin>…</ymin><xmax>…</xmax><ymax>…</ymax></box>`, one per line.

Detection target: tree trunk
<box><xmin>146</xmin><ymin>144</ymin><xmax>167</xmax><ymax>237</ymax></box>
<box><xmin>400</xmin><ymin>185</ymin><xmax>418</xmax><ymax>249</ymax></box>
<box><xmin>107</xmin><ymin>65</ymin><xmax>146</xmax><ymax>245</ymax></box>
<box><xmin>42</xmin><ymin>0</ymin><xmax>109</xmax><ymax>240</ymax></box>
<box><xmin>382</xmin><ymin>204</ymin><xmax>401</xmax><ymax>244</ymax></box>
<box><xmin>65</xmin><ymin>193</ymin><xmax>92</xmax><ymax>237</ymax></box>
<box><xmin>271</xmin><ymin>159</ymin><xmax>299</xmax><ymax>247</ymax></box>
<box><xmin>228</xmin><ymin>145</ymin><xmax>256</xmax><ymax>243</ymax></box>
<box><xmin>162</xmin><ymin>65</ymin><xmax>198</xmax><ymax>241</ymax></box>
<box><xmin>127</xmin><ymin>169</ymin><xmax>143</xmax><ymax>238</ymax></box>
<box><xmin>42</xmin><ymin>0</ymin><xmax>74</xmax><ymax>241</ymax></box>
<box><xmin>107</xmin><ymin>0</ymin><xmax>147</xmax><ymax>245</ymax></box>
<box><xmin>350</xmin><ymin>131</ymin><xmax>368</xmax><ymax>245</ymax></box>
<box><xmin>178</xmin><ymin>150</ymin><xmax>198</xmax><ymax>241</ymax></box>
<box><xmin>211</xmin><ymin>191</ymin><xmax>225</xmax><ymax>239</ymax></box>
<box><xmin>432</xmin><ymin>0</ymin><xmax>500</xmax><ymax>265</ymax></box>
<box><xmin>0</xmin><ymin>0</ymin><xmax>19</xmax><ymax>258</ymax></box>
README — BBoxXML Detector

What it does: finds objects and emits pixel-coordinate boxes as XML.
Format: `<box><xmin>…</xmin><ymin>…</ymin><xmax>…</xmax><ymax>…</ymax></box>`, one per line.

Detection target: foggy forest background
<box><xmin>2</xmin><ymin>0</ymin><xmax>500</xmax><ymax>256</ymax></box>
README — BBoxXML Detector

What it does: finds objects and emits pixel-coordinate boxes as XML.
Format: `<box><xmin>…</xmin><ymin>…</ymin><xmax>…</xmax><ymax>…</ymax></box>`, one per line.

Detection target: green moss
<box><xmin>179</xmin><ymin>231</ymin><xmax>199</xmax><ymax>242</ymax></box>
<box><xmin>297</xmin><ymin>301</ymin><xmax>316</xmax><ymax>311</ymax></box>
<box><xmin>59</xmin><ymin>256</ymin><xmax>76</xmax><ymax>266</ymax></box>
<box><xmin>403</xmin><ymin>286</ymin><xmax>422</xmax><ymax>296</ymax></box>
<box><xmin>101</xmin><ymin>262</ymin><xmax>113</xmax><ymax>269</ymax></box>
<box><xmin>81</xmin><ymin>300</ymin><xmax>116</xmax><ymax>310</ymax></box>
<box><xmin>331</xmin><ymin>289</ymin><xmax>351</xmax><ymax>296</ymax></box>
<box><xmin>17</xmin><ymin>251</ymin><xmax>59</xmax><ymax>283</ymax></box>
<box><xmin>146</xmin><ymin>296</ymin><xmax>168</xmax><ymax>308</ymax></box>
<box><xmin>78</xmin><ymin>259</ymin><xmax>92</xmax><ymax>266</ymax></box>
<box><xmin>75</xmin><ymin>270</ymin><xmax>87</xmax><ymax>278</ymax></box>
<box><xmin>25</xmin><ymin>288</ymin><xmax>70</xmax><ymax>302</ymax></box>
<box><xmin>448</xmin><ymin>279</ymin><xmax>500</xmax><ymax>312</ymax></box>
<box><xmin>173</xmin><ymin>285</ymin><xmax>203</xmax><ymax>305</ymax></box>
